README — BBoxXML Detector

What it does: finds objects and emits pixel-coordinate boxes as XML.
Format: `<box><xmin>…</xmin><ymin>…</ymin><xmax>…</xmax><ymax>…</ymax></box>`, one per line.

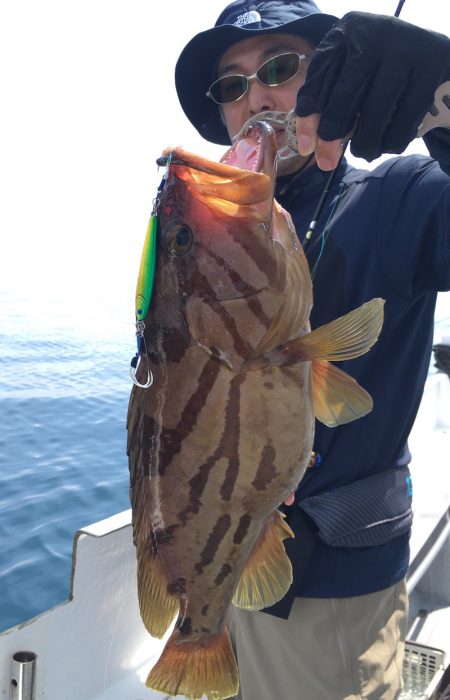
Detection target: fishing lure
<box><xmin>130</xmin><ymin>172</ymin><xmax>168</xmax><ymax>388</ymax></box>
<box><xmin>135</xmin><ymin>213</ymin><xmax>158</xmax><ymax>323</ymax></box>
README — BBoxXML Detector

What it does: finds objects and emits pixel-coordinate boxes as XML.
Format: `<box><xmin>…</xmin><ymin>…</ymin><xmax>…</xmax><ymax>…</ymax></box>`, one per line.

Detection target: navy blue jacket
<box><xmin>273</xmin><ymin>129</ymin><xmax>450</xmax><ymax>605</ymax></box>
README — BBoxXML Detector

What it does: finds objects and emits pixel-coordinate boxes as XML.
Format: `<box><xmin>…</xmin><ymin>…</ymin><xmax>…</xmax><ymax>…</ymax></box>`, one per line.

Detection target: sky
<box><xmin>0</xmin><ymin>0</ymin><xmax>449</xmax><ymax>318</ymax></box>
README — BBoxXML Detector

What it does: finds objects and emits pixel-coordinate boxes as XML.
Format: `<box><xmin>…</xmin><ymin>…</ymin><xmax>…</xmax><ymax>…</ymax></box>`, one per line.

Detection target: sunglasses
<box><xmin>206</xmin><ymin>51</ymin><xmax>312</xmax><ymax>105</ymax></box>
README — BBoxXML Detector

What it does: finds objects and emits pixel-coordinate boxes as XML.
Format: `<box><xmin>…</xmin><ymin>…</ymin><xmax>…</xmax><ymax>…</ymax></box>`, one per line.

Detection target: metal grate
<box><xmin>400</xmin><ymin>641</ymin><xmax>446</xmax><ymax>700</ymax></box>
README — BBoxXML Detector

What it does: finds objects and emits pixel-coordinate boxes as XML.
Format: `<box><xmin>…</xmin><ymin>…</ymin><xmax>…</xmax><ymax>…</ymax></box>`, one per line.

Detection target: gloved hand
<box><xmin>295</xmin><ymin>11</ymin><xmax>450</xmax><ymax>166</ymax></box>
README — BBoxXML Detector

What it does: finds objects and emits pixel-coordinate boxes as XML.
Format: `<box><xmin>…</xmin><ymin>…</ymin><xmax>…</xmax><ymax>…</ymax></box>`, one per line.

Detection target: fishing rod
<box><xmin>302</xmin><ymin>0</ymin><xmax>408</xmax><ymax>251</ymax></box>
<box><xmin>394</xmin><ymin>0</ymin><xmax>406</xmax><ymax>17</ymax></box>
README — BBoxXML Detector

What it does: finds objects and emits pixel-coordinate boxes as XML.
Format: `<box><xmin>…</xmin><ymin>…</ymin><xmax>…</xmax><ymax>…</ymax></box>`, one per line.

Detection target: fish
<box><xmin>126</xmin><ymin>121</ymin><xmax>384</xmax><ymax>700</ymax></box>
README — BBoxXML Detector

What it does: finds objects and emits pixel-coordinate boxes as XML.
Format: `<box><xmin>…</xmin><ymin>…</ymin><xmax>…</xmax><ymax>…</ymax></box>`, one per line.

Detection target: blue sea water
<box><xmin>1</xmin><ymin>285</ymin><xmax>450</xmax><ymax>634</ymax></box>
<box><xmin>0</xmin><ymin>288</ymin><xmax>136</xmax><ymax>632</ymax></box>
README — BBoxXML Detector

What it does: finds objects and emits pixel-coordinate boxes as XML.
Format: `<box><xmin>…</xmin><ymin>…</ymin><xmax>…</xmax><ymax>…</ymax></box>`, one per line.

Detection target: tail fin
<box><xmin>146</xmin><ymin>627</ymin><xmax>239</xmax><ymax>700</ymax></box>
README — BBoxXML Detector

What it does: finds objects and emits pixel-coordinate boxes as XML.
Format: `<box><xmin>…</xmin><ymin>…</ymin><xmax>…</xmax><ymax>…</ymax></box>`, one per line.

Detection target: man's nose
<box><xmin>246</xmin><ymin>77</ymin><xmax>274</xmax><ymax>114</ymax></box>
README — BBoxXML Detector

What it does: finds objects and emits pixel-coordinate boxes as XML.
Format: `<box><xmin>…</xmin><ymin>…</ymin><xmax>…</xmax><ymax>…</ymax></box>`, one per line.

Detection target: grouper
<box><xmin>126</xmin><ymin>122</ymin><xmax>384</xmax><ymax>700</ymax></box>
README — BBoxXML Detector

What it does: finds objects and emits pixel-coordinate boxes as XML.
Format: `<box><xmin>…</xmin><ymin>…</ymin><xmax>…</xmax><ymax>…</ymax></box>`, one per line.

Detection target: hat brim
<box><xmin>175</xmin><ymin>13</ymin><xmax>338</xmax><ymax>146</ymax></box>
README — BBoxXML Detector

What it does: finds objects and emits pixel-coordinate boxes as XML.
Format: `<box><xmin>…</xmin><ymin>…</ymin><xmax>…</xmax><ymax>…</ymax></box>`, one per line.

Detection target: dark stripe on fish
<box><xmin>193</xmin><ymin>263</ymin><xmax>254</xmax><ymax>360</ymax></box>
<box><xmin>127</xmin><ymin>389</ymin><xmax>146</xmax><ymax>486</ymax></box>
<box><xmin>167</xmin><ymin>577</ymin><xmax>187</xmax><ymax>596</ymax></box>
<box><xmin>228</xmin><ymin>221</ymin><xmax>276</xmax><ymax>279</ymax></box>
<box><xmin>179</xmin><ymin>460</ymin><xmax>216</xmax><ymax>525</ymax></box>
<box><xmin>251</xmin><ymin>442</ymin><xmax>278</xmax><ymax>490</ymax></box>
<box><xmin>197</xmin><ymin>243</ymin><xmax>260</xmax><ymax>296</ymax></box>
<box><xmin>154</xmin><ymin>524</ymin><xmax>179</xmax><ymax>546</ymax></box>
<box><xmin>247</xmin><ymin>296</ymin><xmax>272</xmax><ymax>328</ymax></box>
<box><xmin>144</xmin><ymin>357</ymin><xmax>221</xmax><ymax>477</ymax></box>
<box><xmin>149</xmin><ymin>530</ymin><xmax>157</xmax><ymax>556</ymax></box>
<box><xmin>177</xmin><ymin>616</ymin><xmax>193</xmax><ymax>636</ymax></box>
<box><xmin>215</xmin><ymin>563</ymin><xmax>232</xmax><ymax>586</ymax></box>
<box><xmin>145</xmin><ymin>326</ymin><xmax>190</xmax><ymax>364</ymax></box>
<box><xmin>212</xmin><ymin>302</ymin><xmax>254</xmax><ymax>359</ymax></box>
<box><xmin>233</xmin><ymin>514</ymin><xmax>252</xmax><ymax>545</ymax></box>
<box><xmin>220</xmin><ymin>375</ymin><xmax>245</xmax><ymax>501</ymax></box>
<box><xmin>195</xmin><ymin>243</ymin><xmax>272</xmax><ymax>334</ymax></box>
<box><xmin>195</xmin><ymin>514</ymin><xmax>232</xmax><ymax>575</ymax></box>
<box><xmin>202</xmin><ymin>246</ymin><xmax>273</xmax><ymax>329</ymax></box>
<box><xmin>179</xmin><ymin>374</ymin><xmax>244</xmax><ymax>522</ymax></box>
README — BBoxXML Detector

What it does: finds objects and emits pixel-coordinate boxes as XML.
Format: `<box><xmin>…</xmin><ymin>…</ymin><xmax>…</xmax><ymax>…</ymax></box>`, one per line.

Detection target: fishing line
<box><xmin>176</xmin><ymin>596</ymin><xmax>189</xmax><ymax>632</ymax></box>
<box><xmin>302</xmin><ymin>147</ymin><xmax>346</xmax><ymax>251</ymax></box>
<box><xmin>309</xmin><ymin>181</ymin><xmax>350</xmax><ymax>280</ymax></box>
<box><xmin>277</xmin><ymin>153</ymin><xmax>315</xmax><ymax>197</ymax></box>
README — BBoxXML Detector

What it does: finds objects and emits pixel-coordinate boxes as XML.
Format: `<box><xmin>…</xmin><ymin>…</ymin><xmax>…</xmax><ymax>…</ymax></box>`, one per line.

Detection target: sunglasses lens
<box><xmin>209</xmin><ymin>75</ymin><xmax>248</xmax><ymax>104</ymax></box>
<box><xmin>207</xmin><ymin>53</ymin><xmax>305</xmax><ymax>104</ymax></box>
<box><xmin>258</xmin><ymin>53</ymin><xmax>300</xmax><ymax>86</ymax></box>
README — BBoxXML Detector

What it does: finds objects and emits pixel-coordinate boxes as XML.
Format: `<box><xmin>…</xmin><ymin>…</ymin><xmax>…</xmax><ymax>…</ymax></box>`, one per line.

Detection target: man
<box><xmin>174</xmin><ymin>2</ymin><xmax>450</xmax><ymax>698</ymax></box>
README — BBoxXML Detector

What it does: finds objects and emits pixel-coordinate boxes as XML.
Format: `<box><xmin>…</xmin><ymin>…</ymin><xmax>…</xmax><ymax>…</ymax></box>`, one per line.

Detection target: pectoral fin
<box><xmin>232</xmin><ymin>510</ymin><xmax>294</xmax><ymax>611</ymax></box>
<box><xmin>262</xmin><ymin>298</ymin><xmax>385</xmax><ymax>367</ymax></box>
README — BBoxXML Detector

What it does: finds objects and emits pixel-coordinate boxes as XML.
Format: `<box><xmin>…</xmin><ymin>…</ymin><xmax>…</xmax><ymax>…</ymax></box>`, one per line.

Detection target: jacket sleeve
<box><xmin>375</xmin><ymin>143</ymin><xmax>450</xmax><ymax>297</ymax></box>
<box><xmin>423</xmin><ymin>128</ymin><xmax>450</xmax><ymax>176</ymax></box>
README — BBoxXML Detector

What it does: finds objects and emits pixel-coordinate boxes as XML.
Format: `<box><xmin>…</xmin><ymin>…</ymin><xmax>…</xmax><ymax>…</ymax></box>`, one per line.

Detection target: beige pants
<box><xmin>230</xmin><ymin>580</ymin><xmax>408</xmax><ymax>700</ymax></box>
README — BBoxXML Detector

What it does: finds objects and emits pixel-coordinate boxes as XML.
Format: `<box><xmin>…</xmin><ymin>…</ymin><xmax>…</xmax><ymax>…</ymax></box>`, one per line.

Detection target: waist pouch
<box><xmin>298</xmin><ymin>466</ymin><xmax>413</xmax><ymax>548</ymax></box>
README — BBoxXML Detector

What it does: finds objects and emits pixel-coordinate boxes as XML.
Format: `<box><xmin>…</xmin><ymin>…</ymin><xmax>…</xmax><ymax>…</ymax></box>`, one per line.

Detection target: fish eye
<box><xmin>167</xmin><ymin>224</ymin><xmax>194</xmax><ymax>257</ymax></box>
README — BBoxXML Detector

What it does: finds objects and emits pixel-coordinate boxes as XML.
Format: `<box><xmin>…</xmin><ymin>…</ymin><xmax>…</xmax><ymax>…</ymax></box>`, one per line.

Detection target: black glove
<box><xmin>296</xmin><ymin>12</ymin><xmax>450</xmax><ymax>161</ymax></box>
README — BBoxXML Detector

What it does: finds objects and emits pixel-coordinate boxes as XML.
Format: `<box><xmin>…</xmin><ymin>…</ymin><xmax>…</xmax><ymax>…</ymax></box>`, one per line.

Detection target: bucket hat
<box><xmin>175</xmin><ymin>0</ymin><xmax>338</xmax><ymax>145</ymax></box>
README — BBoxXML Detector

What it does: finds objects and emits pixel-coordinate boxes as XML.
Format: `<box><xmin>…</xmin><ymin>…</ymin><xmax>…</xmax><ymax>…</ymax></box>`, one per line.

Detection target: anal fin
<box><xmin>136</xmin><ymin>542</ymin><xmax>179</xmax><ymax>639</ymax></box>
<box><xmin>232</xmin><ymin>510</ymin><xmax>294</xmax><ymax>611</ymax></box>
<box><xmin>146</xmin><ymin>627</ymin><xmax>239</xmax><ymax>700</ymax></box>
<box><xmin>312</xmin><ymin>360</ymin><xmax>373</xmax><ymax>427</ymax></box>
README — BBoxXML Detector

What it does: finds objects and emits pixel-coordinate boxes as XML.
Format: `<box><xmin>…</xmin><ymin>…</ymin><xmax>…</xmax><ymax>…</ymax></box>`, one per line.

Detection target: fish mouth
<box><xmin>158</xmin><ymin>122</ymin><xmax>278</xmax><ymax>183</ymax></box>
<box><xmin>158</xmin><ymin>124</ymin><xmax>278</xmax><ymax>213</ymax></box>
<box><xmin>156</xmin><ymin>121</ymin><xmax>279</xmax><ymax>204</ymax></box>
<box><xmin>220</xmin><ymin>121</ymin><xmax>278</xmax><ymax>179</ymax></box>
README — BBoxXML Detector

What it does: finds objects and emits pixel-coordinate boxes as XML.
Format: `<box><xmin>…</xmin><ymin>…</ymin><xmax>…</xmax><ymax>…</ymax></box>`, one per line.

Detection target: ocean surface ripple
<box><xmin>0</xmin><ymin>290</ymin><xmax>134</xmax><ymax>631</ymax></box>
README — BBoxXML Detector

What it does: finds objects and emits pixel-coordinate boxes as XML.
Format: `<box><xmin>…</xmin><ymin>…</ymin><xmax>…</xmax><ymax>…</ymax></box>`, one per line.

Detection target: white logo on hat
<box><xmin>233</xmin><ymin>10</ymin><xmax>262</xmax><ymax>27</ymax></box>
